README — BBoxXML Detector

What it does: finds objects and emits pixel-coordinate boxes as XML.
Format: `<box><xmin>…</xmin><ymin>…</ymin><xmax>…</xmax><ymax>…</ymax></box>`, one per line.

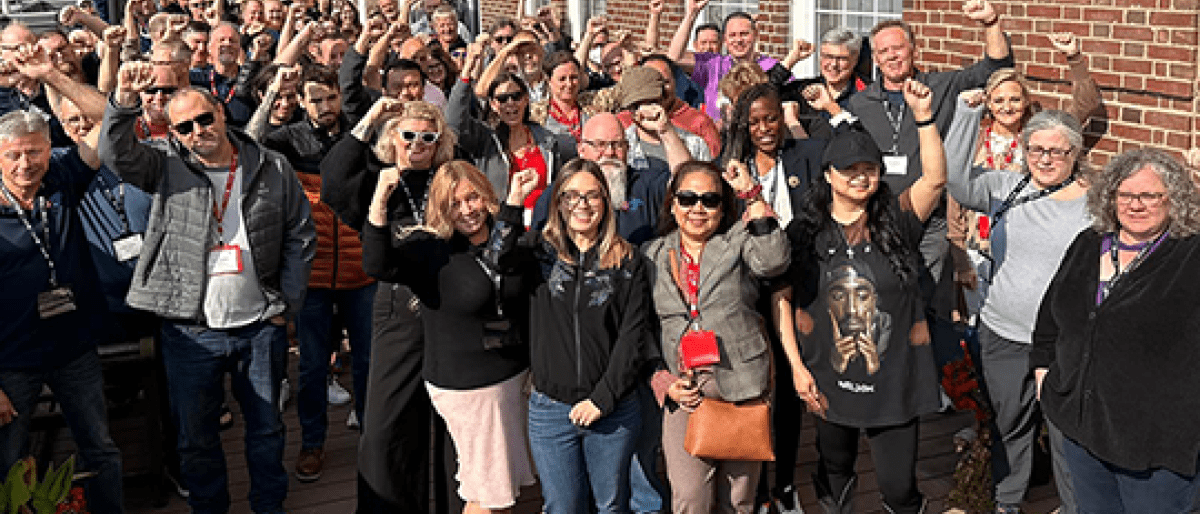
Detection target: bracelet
<box><xmin>737</xmin><ymin>184</ymin><xmax>762</xmax><ymax>200</ymax></box>
<box><xmin>460</xmin><ymin>76</ymin><xmax>471</xmax><ymax>83</ymax></box>
<box><xmin>915</xmin><ymin>117</ymin><xmax>935</xmax><ymax>128</ymax></box>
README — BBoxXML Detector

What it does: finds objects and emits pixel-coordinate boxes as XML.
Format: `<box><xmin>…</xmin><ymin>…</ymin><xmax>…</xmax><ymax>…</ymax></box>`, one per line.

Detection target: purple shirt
<box><xmin>691</xmin><ymin>52</ymin><xmax>780</xmax><ymax>125</ymax></box>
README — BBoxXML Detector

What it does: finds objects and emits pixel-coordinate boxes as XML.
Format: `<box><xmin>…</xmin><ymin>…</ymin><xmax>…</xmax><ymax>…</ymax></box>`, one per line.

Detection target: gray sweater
<box><xmin>944</xmin><ymin>99</ymin><xmax>1089</xmax><ymax>343</ymax></box>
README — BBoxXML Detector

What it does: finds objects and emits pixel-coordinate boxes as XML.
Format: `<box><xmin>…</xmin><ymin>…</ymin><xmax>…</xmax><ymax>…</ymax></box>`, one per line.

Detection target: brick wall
<box><xmin>906</xmin><ymin>0</ymin><xmax>1200</xmax><ymax>165</ymax></box>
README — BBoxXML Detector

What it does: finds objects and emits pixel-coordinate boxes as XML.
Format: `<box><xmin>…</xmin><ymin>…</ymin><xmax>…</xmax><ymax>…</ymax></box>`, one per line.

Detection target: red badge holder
<box><xmin>680</xmin><ymin>329</ymin><xmax>720</xmax><ymax>371</ymax></box>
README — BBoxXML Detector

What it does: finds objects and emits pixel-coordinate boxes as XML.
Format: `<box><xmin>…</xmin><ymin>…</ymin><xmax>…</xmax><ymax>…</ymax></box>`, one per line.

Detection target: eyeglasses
<box><xmin>582</xmin><ymin>139</ymin><xmax>627</xmax><ymax>152</ymax></box>
<box><xmin>492</xmin><ymin>91</ymin><xmax>525</xmax><ymax>104</ymax></box>
<box><xmin>1115</xmin><ymin>191</ymin><xmax>1167</xmax><ymax>207</ymax></box>
<box><xmin>172</xmin><ymin>111</ymin><xmax>216</xmax><ymax>135</ymax></box>
<box><xmin>675</xmin><ymin>190</ymin><xmax>722</xmax><ymax>209</ymax></box>
<box><xmin>494</xmin><ymin>35</ymin><xmax>513</xmax><ymax>45</ymax></box>
<box><xmin>450</xmin><ymin>50</ymin><xmax>466</xmax><ymax>59</ymax></box>
<box><xmin>144</xmin><ymin>86</ymin><xmax>178</xmax><ymax>96</ymax></box>
<box><xmin>561</xmin><ymin>189</ymin><xmax>604</xmax><ymax>207</ymax></box>
<box><xmin>1026</xmin><ymin>146</ymin><xmax>1073</xmax><ymax>161</ymax></box>
<box><xmin>398</xmin><ymin>130</ymin><xmax>440</xmax><ymax>144</ymax></box>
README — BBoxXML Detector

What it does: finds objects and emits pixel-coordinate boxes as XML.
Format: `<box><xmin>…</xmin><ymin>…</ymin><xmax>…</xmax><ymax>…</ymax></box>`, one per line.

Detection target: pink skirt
<box><xmin>426</xmin><ymin>370</ymin><xmax>536</xmax><ymax>508</ymax></box>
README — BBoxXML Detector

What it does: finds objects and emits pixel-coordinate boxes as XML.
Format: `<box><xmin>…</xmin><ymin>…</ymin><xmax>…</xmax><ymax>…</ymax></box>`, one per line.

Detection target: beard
<box><xmin>598</xmin><ymin>158</ymin><xmax>627</xmax><ymax>208</ymax></box>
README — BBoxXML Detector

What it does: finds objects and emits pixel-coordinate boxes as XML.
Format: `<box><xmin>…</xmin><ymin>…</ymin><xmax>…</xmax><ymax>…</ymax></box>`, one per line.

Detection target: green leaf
<box><xmin>4</xmin><ymin>460</ymin><xmax>31</xmax><ymax>514</ymax></box>
<box><xmin>46</xmin><ymin>457</ymin><xmax>74</xmax><ymax>504</ymax></box>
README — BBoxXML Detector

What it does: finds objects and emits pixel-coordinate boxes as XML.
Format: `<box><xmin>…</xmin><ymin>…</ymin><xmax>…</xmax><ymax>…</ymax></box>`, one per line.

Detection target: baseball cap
<box><xmin>822</xmin><ymin>128</ymin><xmax>885</xmax><ymax>170</ymax></box>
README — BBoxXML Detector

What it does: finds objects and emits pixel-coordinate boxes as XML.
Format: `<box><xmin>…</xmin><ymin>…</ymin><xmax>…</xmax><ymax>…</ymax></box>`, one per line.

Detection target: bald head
<box><xmin>1</xmin><ymin>23</ymin><xmax>35</xmax><ymax>47</ymax></box>
<box><xmin>577</xmin><ymin>112</ymin><xmax>627</xmax><ymax>162</ymax></box>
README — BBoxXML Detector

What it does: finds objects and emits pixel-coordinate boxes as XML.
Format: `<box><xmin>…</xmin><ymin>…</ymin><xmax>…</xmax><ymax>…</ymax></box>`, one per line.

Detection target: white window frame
<box><xmin>790</xmin><ymin>0</ymin><xmax>901</xmax><ymax>78</ymax></box>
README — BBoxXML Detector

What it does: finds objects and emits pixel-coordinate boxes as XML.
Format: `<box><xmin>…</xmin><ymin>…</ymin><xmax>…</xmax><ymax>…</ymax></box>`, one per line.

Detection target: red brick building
<box><xmin>479</xmin><ymin>0</ymin><xmax>1198</xmax><ymax>164</ymax></box>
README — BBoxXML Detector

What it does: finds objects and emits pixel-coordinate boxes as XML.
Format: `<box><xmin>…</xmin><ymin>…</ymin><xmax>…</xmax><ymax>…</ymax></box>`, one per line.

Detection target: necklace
<box><xmin>983</xmin><ymin>123</ymin><xmax>1020</xmax><ymax>170</ymax></box>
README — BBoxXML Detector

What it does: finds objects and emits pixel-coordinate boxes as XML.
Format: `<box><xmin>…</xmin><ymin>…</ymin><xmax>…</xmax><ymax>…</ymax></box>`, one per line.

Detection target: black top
<box><xmin>362</xmin><ymin>223</ymin><xmax>530</xmax><ymax>389</ymax></box>
<box><xmin>1032</xmin><ymin>228</ymin><xmax>1200</xmax><ymax>476</ymax></box>
<box><xmin>784</xmin><ymin>210</ymin><xmax>939</xmax><ymax>427</ymax></box>
<box><xmin>494</xmin><ymin>204</ymin><xmax>649</xmax><ymax>414</ymax></box>
<box><xmin>264</xmin><ymin>113</ymin><xmax>353</xmax><ymax>176</ymax></box>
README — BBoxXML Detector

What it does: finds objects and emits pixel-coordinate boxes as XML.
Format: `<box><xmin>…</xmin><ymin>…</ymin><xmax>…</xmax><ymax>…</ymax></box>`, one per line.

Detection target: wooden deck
<box><xmin>92</xmin><ymin>353</ymin><xmax>1062</xmax><ymax>513</ymax></box>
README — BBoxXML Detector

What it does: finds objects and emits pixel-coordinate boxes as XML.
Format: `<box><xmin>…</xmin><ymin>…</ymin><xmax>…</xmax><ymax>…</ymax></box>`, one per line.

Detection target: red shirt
<box><xmin>511</xmin><ymin>145</ymin><xmax>548</xmax><ymax>211</ymax></box>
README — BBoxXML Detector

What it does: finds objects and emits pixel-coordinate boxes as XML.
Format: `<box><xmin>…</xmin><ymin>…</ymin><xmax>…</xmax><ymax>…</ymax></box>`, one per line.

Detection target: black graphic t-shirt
<box><xmin>785</xmin><ymin>210</ymin><xmax>940</xmax><ymax>428</ymax></box>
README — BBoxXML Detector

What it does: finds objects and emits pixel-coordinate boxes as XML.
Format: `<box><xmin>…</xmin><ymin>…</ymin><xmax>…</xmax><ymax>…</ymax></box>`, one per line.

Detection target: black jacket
<box><xmin>1033</xmin><ymin>228</ymin><xmax>1200</xmax><ymax>476</ymax></box>
<box><xmin>493</xmin><ymin>205</ymin><xmax>649</xmax><ymax>414</ymax></box>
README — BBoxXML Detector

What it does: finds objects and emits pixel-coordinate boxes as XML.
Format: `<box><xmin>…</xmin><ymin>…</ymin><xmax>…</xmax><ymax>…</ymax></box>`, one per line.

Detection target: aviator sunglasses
<box><xmin>674</xmin><ymin>190</ymin><xmax>722</xmax><ymax>209</ymax></box>
<box><xmin>172</xmin><ymin>111</ymin><xmax>216</xmax><ymax>135</ymax></box>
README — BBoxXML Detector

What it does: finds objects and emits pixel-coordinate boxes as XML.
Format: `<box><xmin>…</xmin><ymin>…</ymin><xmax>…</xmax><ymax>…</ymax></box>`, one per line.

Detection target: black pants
<box><xmin>758</xmin><ymin>339</ymin><xmax>805</xmax><ymax>500</ymax></box>
<box><xmin>814</xmin><ymin>416</ymin><xmax>923</xmax><ymax>513</ymax></box>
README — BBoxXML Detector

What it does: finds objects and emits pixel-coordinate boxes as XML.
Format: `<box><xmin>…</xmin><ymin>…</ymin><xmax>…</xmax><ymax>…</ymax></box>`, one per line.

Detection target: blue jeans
<box><xmin>1063</xmin><ymin>435</ymin><xmax>1200</xmax><ymax>514</ymax></box>
<box><xmin>161</xmin><ymin>320</ymin><xmax>289</xmax><ymax>514</ymax></box>
<box><xmin>0</xmin><ymin>350</ymin><xmax>124</xmax><ymax>514</ymax></box>
<box><xmin>295</xmin><ymin>283</ymin><xmax>375</xmax><ymax>449</ymax></box>
<box><xmin>528</xmin><ymin>390</ymin><xmax>640</xmax><ymax>514</ymax></box>
<box><xmin>629</xmin><ymin>382</ymin><xmax>666</xmax><ymax>513</ymax></box>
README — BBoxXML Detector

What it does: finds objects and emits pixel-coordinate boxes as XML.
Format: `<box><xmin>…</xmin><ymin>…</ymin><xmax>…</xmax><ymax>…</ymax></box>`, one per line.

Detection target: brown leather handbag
<box><xmin>684</xmin><ymin>396</ymin><xmax>775</xmax><ymax>461</ymax></box>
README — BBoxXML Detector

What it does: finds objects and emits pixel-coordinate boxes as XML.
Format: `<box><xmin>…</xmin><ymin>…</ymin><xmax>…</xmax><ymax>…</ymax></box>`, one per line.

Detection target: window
<box><xmin>702</xmin><ymin>0</ymin><xmax>755</xmax><ymax>29</ymax></box>
<box><xmin>791</xmin><ymin>0</ymin><xmax>902</xmax><ymax>76</ymax></box>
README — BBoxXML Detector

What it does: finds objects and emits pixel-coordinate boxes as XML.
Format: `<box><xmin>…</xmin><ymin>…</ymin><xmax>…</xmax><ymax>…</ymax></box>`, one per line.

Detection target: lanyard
<box><xmin>1098</xmin><ymin>231</ymin><xmax>1168</xmax><ymax>303</ymax></box>
<box><xmin>396</xmin><ymin>171</ymin><xmax>433</xmax><ymax>225</ymax></box>
<box><xmin>212</xmin><ymin>149</ymin><xmax>239</xmax><ymax>245</ymax></box>
<box><xmin>992</xmin><ymin>174</ymin><xmax>1073</xmax><ymax>222</ymax></box>
<box><xmin>0</xmin><ymin>184</ymin><xmax>58</xmax><ymax>287</ymax></box>
<box><xmin>748</xmin><ymin>156</ymin><xmax>780</xmax><ymax>207</ymax></box>
<box><xmin>881</xmin><ymin>95</ymin><xmax>905</xmax><ymax>153</ymax></box>
<box><xmin>209</xmin><ymin>70</ymin><xmax>236</xmax><ymax>105</ymax></box>
<box><xmin>679</xmin><ymin>244</ymin><xmax>701</xmax><ymax>322</ymax></box>
<box><xmin>97</xmin><ymin>174</ymin><xmax>131</xmax><ymax>234</ymax></box>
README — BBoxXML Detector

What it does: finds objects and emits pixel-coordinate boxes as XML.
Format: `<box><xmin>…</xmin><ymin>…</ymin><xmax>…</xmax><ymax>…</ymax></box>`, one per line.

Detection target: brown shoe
<box><xmin>294</xmin><ymin>447</ymin><xmax>324</xmax><ymax>483</ymax></box>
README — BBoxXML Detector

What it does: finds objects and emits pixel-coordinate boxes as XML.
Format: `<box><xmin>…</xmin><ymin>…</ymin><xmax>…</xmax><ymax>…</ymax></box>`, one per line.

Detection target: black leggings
<box><xmin>815</xmin><ymin>417</ymin><xmax>923</xmax><ymax>513</ymax></box>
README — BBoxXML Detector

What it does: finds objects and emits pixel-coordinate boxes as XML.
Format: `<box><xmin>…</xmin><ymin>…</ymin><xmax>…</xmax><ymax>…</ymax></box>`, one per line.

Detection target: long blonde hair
<box><xmin>542</xmin><ymin>159</ymin><xmax>631</xmax><ymax>270</ymax></box>
<box><xmin>423</xmin><ymin>160</ymin><xmax>499</xmax><ymax>239</ymax></box>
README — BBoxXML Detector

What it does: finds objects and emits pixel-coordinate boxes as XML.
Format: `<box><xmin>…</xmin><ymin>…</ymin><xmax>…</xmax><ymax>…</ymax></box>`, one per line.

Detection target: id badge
<box><xmin>883</xmin><ymin>153</ymin><xmax>909</xmax><ymax>176</ymax></box>
<box><xmin>112</xmin><ymin>232</ymin><xmax>144</xmax><ymax>262</ymax></box>
<box><xmin>37</xmin><ymin>287</ymin><xmax>76</xmax><ymax>319</ymax></box>
<box><xmin>207</xmin><ymin>244</ymin><xmax>244</xmax><ymax>276</ymax></box>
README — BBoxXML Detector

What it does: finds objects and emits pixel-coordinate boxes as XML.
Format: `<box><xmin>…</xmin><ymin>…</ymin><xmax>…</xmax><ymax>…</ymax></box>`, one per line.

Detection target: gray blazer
<box><xmin>643</xmin><ymin>218</ymin><xmax>790</xmax><ymax>402</ymax></box>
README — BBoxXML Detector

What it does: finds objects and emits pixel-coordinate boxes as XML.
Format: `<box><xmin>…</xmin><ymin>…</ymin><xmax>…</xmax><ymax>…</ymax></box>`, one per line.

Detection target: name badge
<box><xmin>883</xmin><ymin>154</ymin><xmax>909</xmax><ymax>176</ymax></box>
<box><xmin>208</xmin><ymin>244</ymin><xmax>244</xmax><ymax>276</ymax></box>
<box><xmin>37</xmin><ymin>287</ymin><xmax>76</xmax><ymax>319</ymax></box>
<box><xmin>112</xmin><ymin>233</ymin><xmax>144</xmax><ymax>262</ymax></box>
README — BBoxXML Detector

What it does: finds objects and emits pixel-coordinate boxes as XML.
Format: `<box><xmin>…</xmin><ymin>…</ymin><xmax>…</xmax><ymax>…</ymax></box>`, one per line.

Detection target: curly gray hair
<box><xmin>1087</xmin><ymin>147</ymin><xmax>1200</xmax><ymax>238</ymax></box>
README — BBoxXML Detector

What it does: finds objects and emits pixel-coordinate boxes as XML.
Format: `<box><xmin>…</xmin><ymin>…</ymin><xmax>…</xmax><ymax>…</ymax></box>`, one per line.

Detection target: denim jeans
<box><xmin>629</xmin><ymin>382</ymin><xmax>666</xmax><ymax>513</ymax></box>
<box><xmin>161</xmin><ymin>320</ymin><xmax>289</xmax><ymax>514</ymax></box>
<box><xmin>295</xmin><ymin>283</ymin><xmax>375</xmax><ymax>449</ymax></box>
<box><xmin>0</xmin><ymin>350</ymin><xmax>124</xmax><ymax>514</ymax></box>
<box><xmin>1063</xmin><ymin>435</ymin><xmax>1200</xmax><ymax>514</ymax></box>
<box><xmin>528</xmin><ymin>390</ymin><xmax>640</xmax><ymax>514</ymax></box>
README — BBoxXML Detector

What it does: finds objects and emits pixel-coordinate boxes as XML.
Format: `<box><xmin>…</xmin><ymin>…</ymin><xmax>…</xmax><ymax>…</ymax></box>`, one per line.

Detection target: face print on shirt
<box><xmin>825</xmin><ymin>262</ymin><xmax>891</xmax><ymax>375</ymax></box>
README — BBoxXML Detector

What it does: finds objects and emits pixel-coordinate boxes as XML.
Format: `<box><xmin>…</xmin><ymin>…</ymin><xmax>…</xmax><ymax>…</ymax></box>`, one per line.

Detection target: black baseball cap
<box><xmin>822</xmin><ymin>129</ymin><xmax>884</xmax><ymax>170</ymax></box>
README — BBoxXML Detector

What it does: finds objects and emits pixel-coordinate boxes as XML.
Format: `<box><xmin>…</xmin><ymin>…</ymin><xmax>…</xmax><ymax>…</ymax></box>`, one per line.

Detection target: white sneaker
<box><xmin>328</xmin><ymin>376</ymin><xmax>352</xmax><ymax>406</ymax></box>
<box><xmin>346</xmin><ymin>409</ymin><xmax>360</xmax><ymax>429</ymax></box>
<box><xmin>278</xmin><ymin>378</ymin><xmax>291</xmax><ymax>412</ymax></box>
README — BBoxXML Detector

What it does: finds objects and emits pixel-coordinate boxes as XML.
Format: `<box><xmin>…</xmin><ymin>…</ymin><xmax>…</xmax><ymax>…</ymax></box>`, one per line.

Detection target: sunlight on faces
<box><xmin>393</xmin><ymin>117</ymin><xmax>438</xmax><ymax>169</ymax></box>
<box><xmin>300</xmin><ymin>82</ymin><xmax>341</xmax><ymax>130</ymax></box>
<box><xmin>0</xmin><ymin>132</ymin><xmax>51</xmax><ymax>196</ymax></box>
<box><xmin>819</xmin><ymin>43</ymin><xmax>855</xmax><ymax>87</ymax></box>
<box><xmin>748</xmin><ymin>96</ymin><xmax>783</xmax><ymax>155</ymax></box>
<box><xmin>548</xmin><ymin>61</ymin><xmax>581</xmax><ymax>104</ymax></box>
<box><xmin>242</xmin><ymin>0</ymin><xmax>264</xmax><ymax>25</ymax></box>
<box><xmin>559</xmin><ymin>171</ymin><xmax>605</xmax><ymax>240</ymax></box>
<box><xmin>314</xmin><ymin>39</ymin><xmax>348</xmax><ymax>69</ymax></box>
<box><xmin>672</xmin><ymin>171</ymin><xmax>723</xmax><ymax>242</ymax></box>
<box><xmin>987</xmin><ymin>80</ymin><xmax>1028</xmax><ymax>130</ymax></box>
<box><xmin>263</xmin><ymin>0</ymin><xmax>284</xmax><ymax>29</ymax></box>
<box><xmin>167</xmin><ymin>92</ymin><xmax>226</xmax><ymax>159</ymax></box>
<box><xmin>209</xmin><ymin>25</ymin><xmax>241</xmax><ymax>66</ymax></box>
<box><xmin>723</xmin><ymin>17</ymin><xmax>756</xmax><ymax>60</ymax></box>
<box><xmin>1024</xmin><ymin>128</ymin><xmax>1076</xmax><ymax>189</ymax></box>
<box><xmin>694</xmin><ymin>27</ymin><xmax>720</xmax><ymax>54</ymax></box>
<box><xmin>271</xmin><ymin>88</ymin><xmax>299</xmax><ymax>124</ymax></box>
<box><xmin>450</xmin><ymin>180</ymin><xmax>487</xmax><ymax>240</ymax></box>
<box><xmin>871</xmin><ymin>26</ymin><xmax>915</xmax><ymax>87</ymax></box>
<box><xmin>143</xmin><ymin>66</ymin><xmax>184</xmax><ymax>124</ymax></box>
<box><xmin>58</xmin><ymin>98</ymin><xmax>93</xmax><ymax>141</ymax></box>
<box><xmin>385</xmin><ymin>68</ymin><xmax>424</xmax><ymax>101</ymax></box>
<box><xmin>826</xmin><ymin>161</ymin><xmax>881</xmax><ymax>204</ymax></box>
<box><xmin>489</xmin><ymin>81</ymin><xmax>527</xmax><ymax>126</ymax></box>
<box><xmin>185</xmin><ymin>32</ymin><xmax>210</xmax><ymax>68</ymax></box>
<box><xmin>1115</xmin><ymin>166</ymin><xmax>1171</xmax><ymax>242</ymax></box>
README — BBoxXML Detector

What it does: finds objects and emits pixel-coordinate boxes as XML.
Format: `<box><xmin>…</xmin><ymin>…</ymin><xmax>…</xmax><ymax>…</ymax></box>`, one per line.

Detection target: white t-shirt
<box><xmin>202</xmin><ymin>164</ymin><xmax>269</xmax><ymax>329</ymax></box>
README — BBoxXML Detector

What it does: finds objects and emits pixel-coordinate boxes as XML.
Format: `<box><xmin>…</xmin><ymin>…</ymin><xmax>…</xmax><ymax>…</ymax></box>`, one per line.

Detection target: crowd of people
<box><xmin>1</xmin><ymin>0</ymin><xmax>1199</xmax><ymax>512</ymax></box>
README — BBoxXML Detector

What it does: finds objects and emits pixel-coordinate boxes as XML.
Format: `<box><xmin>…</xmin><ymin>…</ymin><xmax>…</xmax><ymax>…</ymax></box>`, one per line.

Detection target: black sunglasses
<box><xmin>172</xmin><ymin>111</ymin><xmax>216</xmax><ymax>135</ymax></box>
<box><xmin>675</xmin><ymin>190</ymin><xmax>722</xmax><ymax>209</ymax></box>
<box><xmin>398</xmin><ymin>130</ymin><xmax>439</xmax><ymax>144</ymax></box>
<box><xmin>494</xmin><ymin>35</ymin><xmax>513</xmax><ymax>45</ymax></box>
<box><xmin>493</xmin><ymin>91</ymin><xmax>525</xmax><ymax>104</ymax></box>
<box><xmin>144</xmin><ymin>86</ymin><xmax>178</xmax><ymax>96</ymax></box>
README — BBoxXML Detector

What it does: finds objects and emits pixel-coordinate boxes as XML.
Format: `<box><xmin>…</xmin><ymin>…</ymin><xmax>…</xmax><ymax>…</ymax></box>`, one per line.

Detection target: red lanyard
<box><xmin>212</xmin><ymin>149</ymin><xmax>239</xmax><ymax>245</ymax></box>
<box><xmin>680</xmin><ymin>244</ymin><xmax>701</xmax><ymax>320</ymax></box>
<box><xmin>210</xmin><ymin>70</ymin><xmax>236</xmax><ymax>105</ymax></box>
<box><xmin>983</xmin><ymin>123</ymin><xmax>1018</xmax><ymax>169</ymax></box>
